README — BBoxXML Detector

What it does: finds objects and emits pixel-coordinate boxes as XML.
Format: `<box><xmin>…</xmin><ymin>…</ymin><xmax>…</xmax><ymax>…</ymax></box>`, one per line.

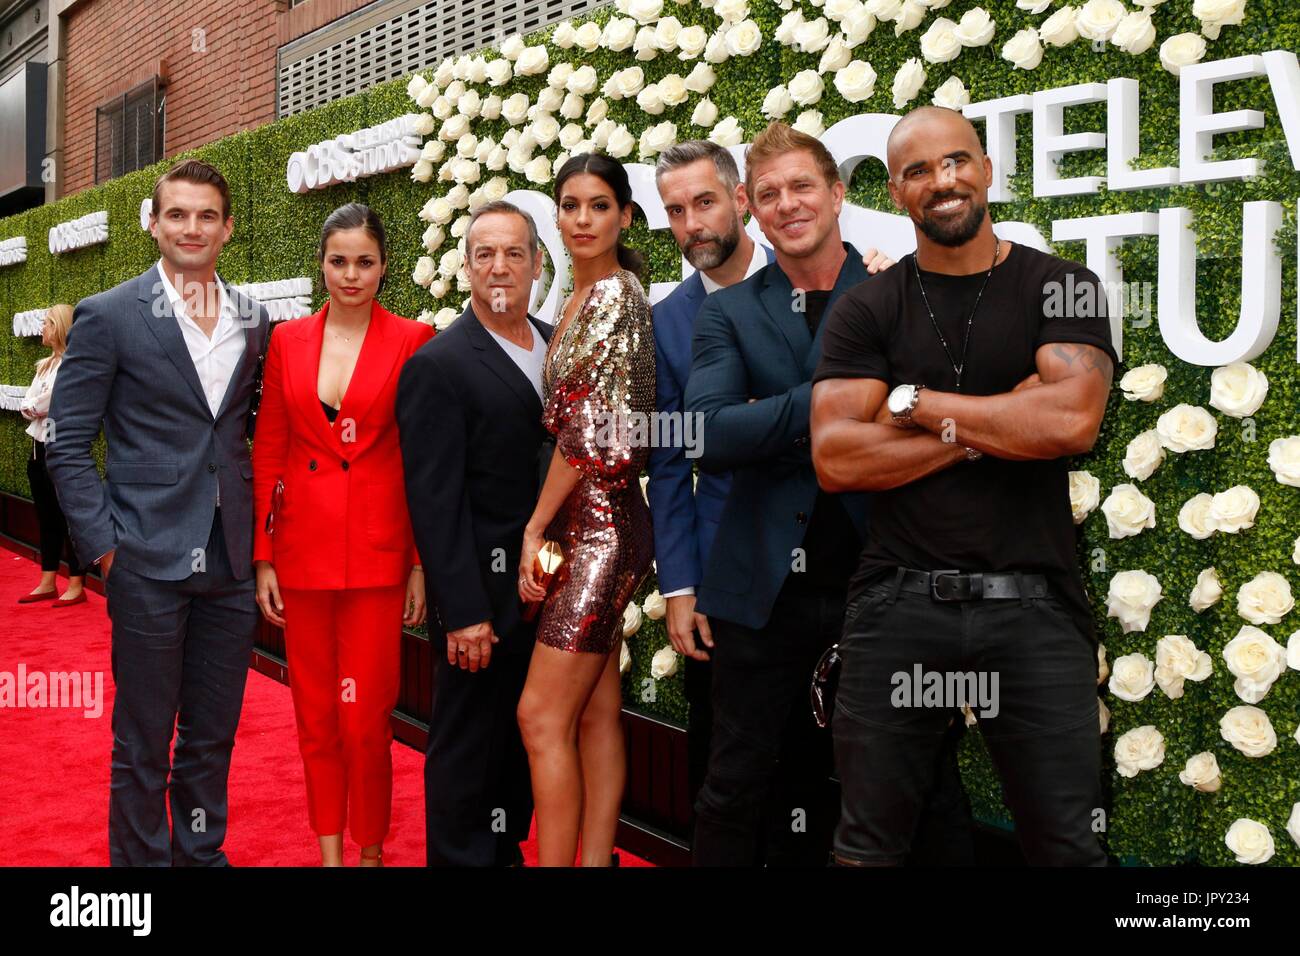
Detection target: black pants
<box><xmin>425</xmin><ymin>621</ymin><xmax>535</xmax><ymax>867</ymax></box>
<box><xmin>104</xmin><ymin>508</ymin><xmax>257</xmax><ymax>866</ymax></box>
<box><xmin>833</xmin><ymin>571</ymin><xmax>1107</xmax><ymax>867</ymax></box>
<box><xmin>27</xmin><ymin>440</ymin><xmax>85</xmax><ymax>577</ymax></box>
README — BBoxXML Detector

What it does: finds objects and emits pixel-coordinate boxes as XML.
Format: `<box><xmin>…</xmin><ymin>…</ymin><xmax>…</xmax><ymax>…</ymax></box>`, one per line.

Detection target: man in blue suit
<box><xmin>683</xmin><ymin>122</ymin><xmax>971</xmax><ymax>866</ymax></box>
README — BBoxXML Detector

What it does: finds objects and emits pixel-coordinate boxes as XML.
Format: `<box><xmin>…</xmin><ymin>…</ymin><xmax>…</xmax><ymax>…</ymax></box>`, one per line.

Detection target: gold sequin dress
<box><xmin>536</xmin><ymin>269</ymin><xmax>656</xmax><ymax>655</ymax></box>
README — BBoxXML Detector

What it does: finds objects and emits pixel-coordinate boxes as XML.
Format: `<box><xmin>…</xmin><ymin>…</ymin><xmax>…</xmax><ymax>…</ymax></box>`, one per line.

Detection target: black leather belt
<box><xmin>898</xmin><ymin>569</ymin><xmax>1048</xmax><ymax>602</ymax></box>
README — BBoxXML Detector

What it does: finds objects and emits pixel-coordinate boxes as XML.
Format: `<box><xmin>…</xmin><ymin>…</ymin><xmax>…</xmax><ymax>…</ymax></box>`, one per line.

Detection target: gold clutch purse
<box><xmin>521</xmin><ymin>539</ymin><xmax>565</xmax><ymax>622</ymax></box>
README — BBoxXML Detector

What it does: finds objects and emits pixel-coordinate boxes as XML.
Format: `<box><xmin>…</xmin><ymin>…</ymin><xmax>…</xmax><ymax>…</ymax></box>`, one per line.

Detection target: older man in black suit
<box><xmin>397</xmin><ymin>201</ymin><xmax>553</xmax><ymax>866</ymax></box>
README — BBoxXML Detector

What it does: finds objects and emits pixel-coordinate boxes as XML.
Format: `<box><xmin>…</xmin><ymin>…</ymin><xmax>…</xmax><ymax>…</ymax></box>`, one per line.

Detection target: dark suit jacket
<box><xmin>685</xmin><ymin>241</ymin><xmax>871</xmax><ymax>630</ymax></box>
<box><xmin>396</xmin><ymin>305</ymin><xmax>554</xmax><ymax>650</ymax></box>
<box><xmin>646</xmin><ymin>245</ymin><xmax>775</xmax><ymax>595</ymax></box>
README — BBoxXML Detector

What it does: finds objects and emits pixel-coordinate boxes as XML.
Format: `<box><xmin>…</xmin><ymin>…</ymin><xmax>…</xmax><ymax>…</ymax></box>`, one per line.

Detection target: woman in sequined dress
<box><xmin>516</xmin><ymin>154</ymin><xmax>656</xmax><ymax>866</ymax></box>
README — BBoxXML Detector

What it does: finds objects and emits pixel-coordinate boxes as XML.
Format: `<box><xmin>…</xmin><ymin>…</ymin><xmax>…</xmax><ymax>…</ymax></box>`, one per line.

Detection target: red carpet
<box><xmin>0</xmin><ymin>546</ymin><xmax>649</xmax><ymax>867</ymax></box>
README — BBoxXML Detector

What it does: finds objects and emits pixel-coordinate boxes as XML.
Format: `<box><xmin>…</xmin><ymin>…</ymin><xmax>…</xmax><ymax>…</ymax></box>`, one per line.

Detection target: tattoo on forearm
<box><xmin>1050</xmin><ymin>343</ymin><xmax>1114</xmax><ymax>384</ymax></box>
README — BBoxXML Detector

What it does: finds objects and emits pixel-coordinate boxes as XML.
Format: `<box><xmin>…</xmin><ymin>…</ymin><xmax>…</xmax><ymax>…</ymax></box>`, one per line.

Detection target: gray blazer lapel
<box><xmin>136</xmin><ymin>265</ymin><xmax>212</xmax><ymax>417</ymax></box>
<box><xmin>214</xmin><ymin>285</ymin><xmax>262</xmax><ymax>421</ymax></box>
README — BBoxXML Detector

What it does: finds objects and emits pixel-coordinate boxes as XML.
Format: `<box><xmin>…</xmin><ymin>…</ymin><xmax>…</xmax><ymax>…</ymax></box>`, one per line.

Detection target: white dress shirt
<box><xmin>664</xmin><ymin>240</ymin><xmax>771</xmax><ymax>601</ymax></box>
<box><xmin>20</xmin><ymin>357</ymin><xmax>60</xmax><ymax>442</ymax></box>
<box><xmin>156</xmin><ymin>261</ymin><xmax>244</xmax><ymax>418</ymax></box>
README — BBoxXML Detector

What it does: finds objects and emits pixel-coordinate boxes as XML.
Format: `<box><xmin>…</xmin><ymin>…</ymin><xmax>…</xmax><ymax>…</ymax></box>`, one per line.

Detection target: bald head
<box><xmin>886</xmin><ymin>106</ymin><xmax>985</xmax><ymax>180</ymax></box>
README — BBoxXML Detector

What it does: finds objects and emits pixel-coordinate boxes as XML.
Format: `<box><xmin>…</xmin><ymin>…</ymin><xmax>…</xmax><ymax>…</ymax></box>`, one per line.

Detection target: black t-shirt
<box><xmin>812</xmin><ymin>242</ymin><xmax>1118</xmax><ymax>640</ymax></box>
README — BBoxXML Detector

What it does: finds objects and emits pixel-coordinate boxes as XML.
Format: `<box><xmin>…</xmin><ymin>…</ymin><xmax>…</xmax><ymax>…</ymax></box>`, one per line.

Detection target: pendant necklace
<box><xmin>910</xmin><ymin>236</ymin><xmax>1000</xmax><ymax>392</ymax></box>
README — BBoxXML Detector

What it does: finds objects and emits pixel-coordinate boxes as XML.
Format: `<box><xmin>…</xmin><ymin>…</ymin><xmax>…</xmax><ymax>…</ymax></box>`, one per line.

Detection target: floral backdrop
<box><xmin>0</xmin><ymin>0</ymin><xmax>1297</xmax><ymax>864</ymax></box>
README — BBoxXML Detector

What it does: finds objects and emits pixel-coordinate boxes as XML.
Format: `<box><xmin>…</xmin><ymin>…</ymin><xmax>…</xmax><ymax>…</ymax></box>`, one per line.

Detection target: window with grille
<box><xmin>94</xmin><ymin>77</ymin><xmax>165</xmax><ymax>184</ymax></box>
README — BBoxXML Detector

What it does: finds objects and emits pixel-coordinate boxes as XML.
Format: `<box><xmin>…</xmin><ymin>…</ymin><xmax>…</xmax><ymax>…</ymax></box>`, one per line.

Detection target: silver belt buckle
<box><xmin>930</xmin><ymin>570</ymin><xmax>964</xmax><ymax>601</ymax></box>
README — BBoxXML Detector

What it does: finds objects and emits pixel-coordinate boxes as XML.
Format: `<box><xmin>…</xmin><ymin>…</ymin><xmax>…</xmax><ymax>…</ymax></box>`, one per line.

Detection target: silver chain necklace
<box><xmin>909</xmin><ymin>237</ymin><xmax>1000</xmax><ymax>392</ymax></box>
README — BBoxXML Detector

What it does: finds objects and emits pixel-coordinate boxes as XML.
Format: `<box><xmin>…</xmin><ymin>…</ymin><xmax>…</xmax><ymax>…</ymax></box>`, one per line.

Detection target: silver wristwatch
<box><xmin>887</xmin><ymin>383</ymin><xmax>925</xmax><ymax>427</ymax></box>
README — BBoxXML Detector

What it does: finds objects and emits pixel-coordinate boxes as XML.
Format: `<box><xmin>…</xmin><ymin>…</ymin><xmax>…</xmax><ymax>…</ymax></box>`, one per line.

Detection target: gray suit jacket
<box><xmin>46</xmin><ymin>262</ymin><xmax>272</xmax><ymax>581</ymax></box>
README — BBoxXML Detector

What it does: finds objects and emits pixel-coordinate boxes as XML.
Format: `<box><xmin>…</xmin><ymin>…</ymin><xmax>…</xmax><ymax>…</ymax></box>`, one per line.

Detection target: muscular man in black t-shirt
<box><xmin>810</xmin><ymin>106</ymin><xmax>1114</xmax><ymax>866</ymax></box>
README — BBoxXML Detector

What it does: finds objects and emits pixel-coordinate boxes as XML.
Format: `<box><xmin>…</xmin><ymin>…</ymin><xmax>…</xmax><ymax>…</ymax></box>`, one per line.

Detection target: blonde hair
<box><xmin>744</xmin><ymin>121</ymin><xmax>842</xmax><ymax>195</ymax></box>
<box><xmin>36</xmin><ymin>304</ymin><xmax>74</xmax><ymax>374</ymax></box>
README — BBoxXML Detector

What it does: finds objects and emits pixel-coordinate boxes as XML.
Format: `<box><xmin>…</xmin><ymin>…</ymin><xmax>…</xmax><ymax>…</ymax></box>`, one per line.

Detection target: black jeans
<box><xmin>833</xmin><ymin>571</ymin><xmax>1107</xmax><ymax>867</ymax></box>
<box><xmin>27</xmin><ymin>440</ymin><xmax>85</xmax><ymax>577</ymax></box>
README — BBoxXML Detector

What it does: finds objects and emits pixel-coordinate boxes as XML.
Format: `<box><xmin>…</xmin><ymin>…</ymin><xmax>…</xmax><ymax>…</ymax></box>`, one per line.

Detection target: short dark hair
<box><xmin>152</xmin><ymin>159</ymin><xmax>232</xmax><ymax>221</ymax></box>
<box><xmin>317</xmin><ymin>203</ymin><xmax>389</xmax><ymax>293</ymax></box>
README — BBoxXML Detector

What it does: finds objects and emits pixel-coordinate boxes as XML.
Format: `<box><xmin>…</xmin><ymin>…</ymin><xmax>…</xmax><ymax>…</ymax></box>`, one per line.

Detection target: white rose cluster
<box><xmin>1106</xmin><ymin>570</ymin><xmax>1162</xmax><ymax>633</ymax></box>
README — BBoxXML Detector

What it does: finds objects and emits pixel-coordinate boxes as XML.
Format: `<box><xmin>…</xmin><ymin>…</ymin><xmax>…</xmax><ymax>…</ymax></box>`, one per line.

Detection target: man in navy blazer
<box><xmin>683</xmin><ymin>123</ymin><xmax>971</xmax><ymax>866</ymax></box>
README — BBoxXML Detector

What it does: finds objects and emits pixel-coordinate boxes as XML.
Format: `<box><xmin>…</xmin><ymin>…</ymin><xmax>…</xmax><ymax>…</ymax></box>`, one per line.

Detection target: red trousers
<box><xmin>280</xmin><ymin>585</ymin><xmax>404</xmax><ymax>846</ymax></box>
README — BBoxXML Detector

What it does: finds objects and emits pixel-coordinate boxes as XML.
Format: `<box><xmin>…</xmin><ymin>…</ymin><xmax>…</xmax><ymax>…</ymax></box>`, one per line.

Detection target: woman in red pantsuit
<box><xmin>252</xmin><ymin>203</ymin><xmax>432</xmax><ymax>866</ymax></box>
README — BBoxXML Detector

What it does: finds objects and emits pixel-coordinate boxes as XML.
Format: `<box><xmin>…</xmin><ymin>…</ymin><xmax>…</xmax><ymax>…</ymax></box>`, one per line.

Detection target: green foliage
<box><xmin>2</xmin><ymin>0</ymin><xmax>1298</xmax><ymax>864</ymax></box>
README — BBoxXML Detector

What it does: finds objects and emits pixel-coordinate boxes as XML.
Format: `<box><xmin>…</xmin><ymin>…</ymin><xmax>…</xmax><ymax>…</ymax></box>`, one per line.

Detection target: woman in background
<box><xmin>19</xmin><ymin>304</ymin><xmax>87</xmax><ymax>607</ymax></box>
<box><xmin>516</xmin><ymin>154</ymin><xmax>656</xmax><ymax>866</ymax></box>
<box><xmin>252</xmin><ymin>203</ymin><xmax>431</xmax><ymax>866</ymax></box>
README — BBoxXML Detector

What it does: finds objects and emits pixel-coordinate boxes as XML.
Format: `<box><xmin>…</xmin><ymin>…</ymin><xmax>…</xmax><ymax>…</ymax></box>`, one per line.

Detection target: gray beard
<box><xmin>682</xmin><ymin>220</ymin><xmax>742</xmax><ymax>271</ymax></box>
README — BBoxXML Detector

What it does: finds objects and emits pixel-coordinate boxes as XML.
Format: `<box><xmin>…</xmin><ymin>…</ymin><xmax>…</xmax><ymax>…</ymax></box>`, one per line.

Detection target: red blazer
<box><xmin>253</xmin><ymin>299</ymin><xmax>434</xmax><ymax>590</ymax></box>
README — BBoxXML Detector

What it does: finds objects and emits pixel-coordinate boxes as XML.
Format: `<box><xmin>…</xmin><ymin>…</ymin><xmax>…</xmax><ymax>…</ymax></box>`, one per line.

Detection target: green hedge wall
<box><xmin>2</xmin><ymin>0</ymin><xmax>1297</xmax><ymax>864</ymax></box>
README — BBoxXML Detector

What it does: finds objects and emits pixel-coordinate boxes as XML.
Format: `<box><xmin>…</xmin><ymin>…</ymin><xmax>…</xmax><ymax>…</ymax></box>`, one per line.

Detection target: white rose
<box><xmin>658</xmin><ymin>73</ymin><xmax>688</xmax><ymax>106</ymax></box>
<box><xmin>619</xmin><ymin>640</ymin><xmax>632</xmax><ymax>675</ymax></box>
<box><xmin>726</xmin><ymin>19</ymin><xmax>764</xmax><ymax>56</ymax></box>
<box><xmin>407</xmin><ymin>73</ymin><xmax>431</xmax><ymax>103</ymax></box>
<box><xmin>795</xmin><ymin>16</ymin><xmax>832</xmax><ymax>53</ymax></box>
<box><xmin>634</xmin><ymin>26</ymin><xmax>659</xmax><ymax>61</ymax></box>
<box><xmin>793</xmin><ymin>110</ymin><xmax>826</xmax><ymax>137</ymax></box>
<box><xmin>415</xmin><ymin>309</ymin><xmax>435</xmax><ymax>327</ymax></box>
<box><xmin>515</xmin><ymin>45</ymin><xmax>550</xmax><ymax>76</ymax></box>
<box><xmin>449</xmin><ymin>215</ymin><xmax>470</xmax><ymax>240</ymax></box>
<box><xmin>1178</xmin><ymin>493</ymin><xmax>1216</xmax><ymax>540</ymax></box>
<box><xmin>1289</xmin><ymin>630</ymin><xmax>1300</xmax><ymax>670</ymax></box>
<box><xmin>762</xmin><ymin>85</ymin><xmax>795</xmax><ymax>118</ymax></box>
<box><xmin>1289</xmin><ymin>804</ymin><xmax>1300</xmax><ymax>851</ymax></box>
<box><xmin>1113</xmin><ymin>725</ymin><xmax>1165</xmax><ymax>778</ymax></box>
<box><xmin>678</xmin><ymin>25</ymin><xmax>708</xmax><ymax>59</ymax></box>
<box><xmin>1236</xmin><ymin>573</ymin><xmax>1295</xmax><ymax>627</ymax></box>
<box><xmin>455</xmin><ymin>133</ymin><xmax>478</xmax><ymax>159</ymax></box>
<box><xmin>1119</xmin><ymin>363</ymin><xmax>1167</xmax><ymax>401</ymax></box>
<box><xmin>1098</xmin><ymin>696</ymin><xmax>1111</xmax><ymax>734</ymax></box>
<box><xmin>1155</xmin><ymin>634</ymin><xmax>1213</xmax><ymax>698</ymax></box>
<box><xmin>425</xmin><ymin>196</ymin><xmax>455</xmax><ymax>225</ymax></box>
<box><xmin>1101</xmin><ymin>483</ymin><xmax>1156</xmax><ymax>539</ymax></box>
<box><xmin>591</xmin><ymin>118</ymin><xmax>617</xmax><ymax>149</ymax></box>
<box><xmin>432</xmin><ymin>94</ymin><xmax>455</xmax><ymax>121</ymax></box>
<box><xmin>622</xmin><ymin>602</ymin><xmax>643</xmax><ymax>636</ymax></box>
<box><xmin>1122</xmin><ymin>430</ymin><xmax>1165</xmax><ymax>482</ymax></box>
<box><xmin>524</xmin><ymin>156</ymin><xmax>552</xmax><ymax>185</ymax></box>
<box><xmin>920</xmin><ymin>18</ymin><xmax>962</xmax><ymax>63</ymax></box>
<box><xmin>628</xmin><ymin>0</ymin><xmax>663</xmax><ymax>23</ymax></box>
<box><xmin>865</xmin><ymin>0</ymin><xmax>903</xmax><ymax>20</ymax></box>
<box><xmin>1039</xmin><ymin>4</ymin><xmax>1080</xmax><ymax>46</ymax></box>
<box><xmin>421</xmin><ymin>224</ymin><xmax>446</xmax><ymax>253</ymax></box>
<box><xmin>560</xmin><ymin>92</ymin><xmax>585</xmax><ymax>121</ymax></box>
<box><xmin>552</xmin><ymin>21</ymin><xmax>577</xmax><ymax>49</ymax></box>
<box><xmin>560</xmin><ymin>123</ymin><xmax>585</xmax><ymax>149</ymax></box>
<box><xmin>460</xmin><ymin>90</ymin><xmax>484</xmax><ymax>119</ymax></box>
<box><xmin>892</xmin><ymin>57</ymin><xmax>927</xmax><ymax>109</ymax></box>
<box><xmin>445</xmin><ymin>79</ymin><xmax>467</xmax><ymax>101</ymax></box>
<box><xmin>1208</xmin><ymin>485</ymin><xmax>1259</xmax><ymax>533</ymax></box>
<box><xmin>1223</xmin><ymin>624</ymin><xmax>1287</xmax><ymax>702</ymax></box>
<box><xmin>927</xmin><ymin>76</ymin><xmax>968</xmax><ymax>110</ymax></box>
<box><xmin>603</xmin><ymin>17</ymin><xmax>638</xmax><ymax>52</ymax></box>
<box><xmin>639</xmin><ymin>120</ymin><xmax>678</xmax><ymax>159</ymax></box>
<box><xmin>432</xmin><ymin>307</ymin><xmax>458</xmax><ymax>330</ymax></box>
<box><xmin>776</xmin><ymin>8</ymin><xmax>806</xmax><ymax>45</ymax></box>
<box><xmin>1097</xmin><ymin>642</ymin><xmax>1110</xmax><ymax>686</ymax></box>
<box><xmin>1190</xmin><ymin>567</ymin><xmax>1224</xmax><ymax>613</ymax></box>
<box><xmin>1002</xmin><ymin>27</ymin><xmax>1044</xmax><ymax>69</ymax></box>
<box><xmin>437</xmin><ymin>248</ymin><xmax>463</xmax><ymax>279</ymax></box>
<box><xmin>834</xmin><ymin>61</ymin><xmax>878</xmax><ymax>103</ymax></box>
<box><xmin>1193</xmin><ymin>0</ymin><xmax>1247</xmax><ymax>40</ymax></box>
<box><xmin>1111</xmin><ymin>11</ymin><xmax>1155</xmax><ymax>55</ymax></box>
<box><xmin>789</xmin><ymin>69</ymin><xmax>825</xmax><ymax>106</ymax></box>
<box><xmin>1156</xmin><ymin>404</ymin><xmax>1217</xmax><ymax>453</ymax></box>
<box><xmin>575</xmin><ymin>21</ymin><xmax>603</xmax><ymax>52</ymax></box>
<box><xmin>1076</xmin><ymin>0</ymin><xmax>1125</xmax><ymax>41</ymax></box>
<box><xmin>1219</xmin><ymin>704</ymin><xmax>1277</xmax><ymax>757</ymax></box>
<box><xmin>439</xmin><ymin>114</ymin><xmax>471</xmax><ymax>142</ymax></box>
<box><xmin>567</xmin><ymin>65</ymin><xmax>599</xmax><ymax>96</ymax></box>
<box><xmin>585</xmin><ymin>98</ymin><xmax>609</xmax><ymax>126</ymax></box>
<box><xmin>1016</xmin><ymin>0</ymin><xmax>1052</xmax><ymax>12</ymax></box>
<box><xmin>894</xmin><ymin>0</ymin><xmax>928</xmax><ymax>35</ymax></box>
<box><xmin>820</xmin><ymin>37</ymin><xmax>853</xmax><ymax>73</ymax></box>
<box><xmin>714</xmin><ymin>0</ymin><xmax>749</xmax><ymax>23</ymax></box>
<box><xmin>607</xmin><ymin>124</ymin><xmax>637</xmax><ymax>158</ymax></box>
<box><xmin>609</xmin><ymin>66</ymin><xmax>646</xmax><ymax>100</ymax></box>
<box><xmin>843</xmin><ymin>5</ymin><xmax>878</xmax><ymax>45</ymax></box>
<box><xmin>643</xmin><ymin>590</ymin><xmax>667</xmax><ymax>620</ymax></box>
<box><xmin>485</xmin><ymin>145</ymin><xmax>508</xmax><ymax>171</ymax></box>
<box><xmin>1268</xmin><ymin>436</ymin><xmax>1300</xmax><ymax>486</ymax></box>
<box><xmin>1179</xmin><ymin>752</ymin><xmax>1222</xmax><ymax>792</ymax></box>
<box><xmin>535</xmin><ymin>88</ymin><xmax>564</xmax><ymax>115</ymax></box>
<box><xmin>1106</xmin><ymin>569</ymin><xmax>1162</xmax><ymax>633</ymax></box>
<box><xmin>436</xmin><ymin>158</ymin><xmax>457</xmax><ymax>183</ymax></box>
<box><xmin>1159</xmin><ymin>32</ymin><xmax>1207</xmax><ymax>76</ymax></box>
<box><xmin>410</xmin><ymin>160</ymin><xmax>434</xmax><ymax>183</ymax></box>
<box><xmin>481</xmin><ymin>176</ymin><xmax>509</xmax><ymax>203</ymax></box>
<box><xmin>692</xmin><ymin>98</ymin><xmax>719</xmax><ymax>128</ymax></box>
<box><xmin>452</xmin><ymin>158</ymin><xmax>481</xmax><ymax>184</ymax></box>
<box><xmin>1210</xmin><ymin>362</ymin><xmax>1268</xmax><ymax>418</ymax></box>
<box><xmin>411</xmin><ymin>256</ymin><xmax>437</xmax><ymax>288</ymax></box>
<box><xmin>704</xmin><ymin>28</ymin><xmax>731</xmax><ymax>64</ymax></box>
<box><xmin>499</xmin><ymin>34</ymin><xmax>526</xmax><ymax>61</ymax></box>
<box><xmin>685</xmin><ymin>63</ymin><xmax>716</xmax><ymax>94</ymax></box>
<box><xmin>636</xmin><ymin>84</ymin><xmax>666</xmax><ymax>115</ymax></box>
<box><xmin>654</xmin><ymin>15</ymin><xmax>684</xmax><ymax>51</ymax></box>
<box><xmin>825</xmin><ymin>0</ymin><xmax>858</xmax><ymax>19</ymax></box>
<box><xmin>480</xmin><ymin>95</ymin><xmax>503</xmax><ymax>121</ymax></box>
<box><xmin>501</xmin><ymin>92</ymin><xmax>531</xmax><ymax>125</ymax></box>
<box><xmin>1069</xmin><ymin>470</ymin><xmax>1101</xmax><ymax>524</ymax></box>
<box><xmin>1108</xmin><ymin>652</ymin><xmax>1155</xmax><ymax>702</ymax></box>
<box><xmin>552</xmin><ymin>152</ymin><xmax>569</xmax><ymax>178</ymax></box>
<box><xmin>1224</xmin><ymin>819</ymin><xmax>1275</xmax><ymax>865</ymax></box>
<box><xmin>954</xmin><ymin>7</ymin><xmax>996</xmax><ymax>46</ymax></box>
<box><xmin>650</xmin><ymin>645</ymin><xmax>680</xmax><ymax>679</ymax></box>
<box><xmin>530</xmin><ymin>114</ymin><xmax>560</xmax><ymax>149</ymax></box>
<box><xmin>547</xmin><ymin>62</ymin><xmax>575</xmax><ymax>91</ymax></box>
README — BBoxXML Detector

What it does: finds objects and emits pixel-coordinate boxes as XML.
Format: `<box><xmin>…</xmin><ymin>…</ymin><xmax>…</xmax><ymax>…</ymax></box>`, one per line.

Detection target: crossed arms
<box><xmin>811</xmin><ymin>342</ymin><xmax>1113</xmax><ymax>493</ymax></box>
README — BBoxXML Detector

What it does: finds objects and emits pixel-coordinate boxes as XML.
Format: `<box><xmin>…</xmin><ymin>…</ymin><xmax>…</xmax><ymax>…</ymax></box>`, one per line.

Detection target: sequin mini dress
<box><xmin>536</xmin><ymin>269</ymin><xmax>656</xmax><ymax>655</ymax></box>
